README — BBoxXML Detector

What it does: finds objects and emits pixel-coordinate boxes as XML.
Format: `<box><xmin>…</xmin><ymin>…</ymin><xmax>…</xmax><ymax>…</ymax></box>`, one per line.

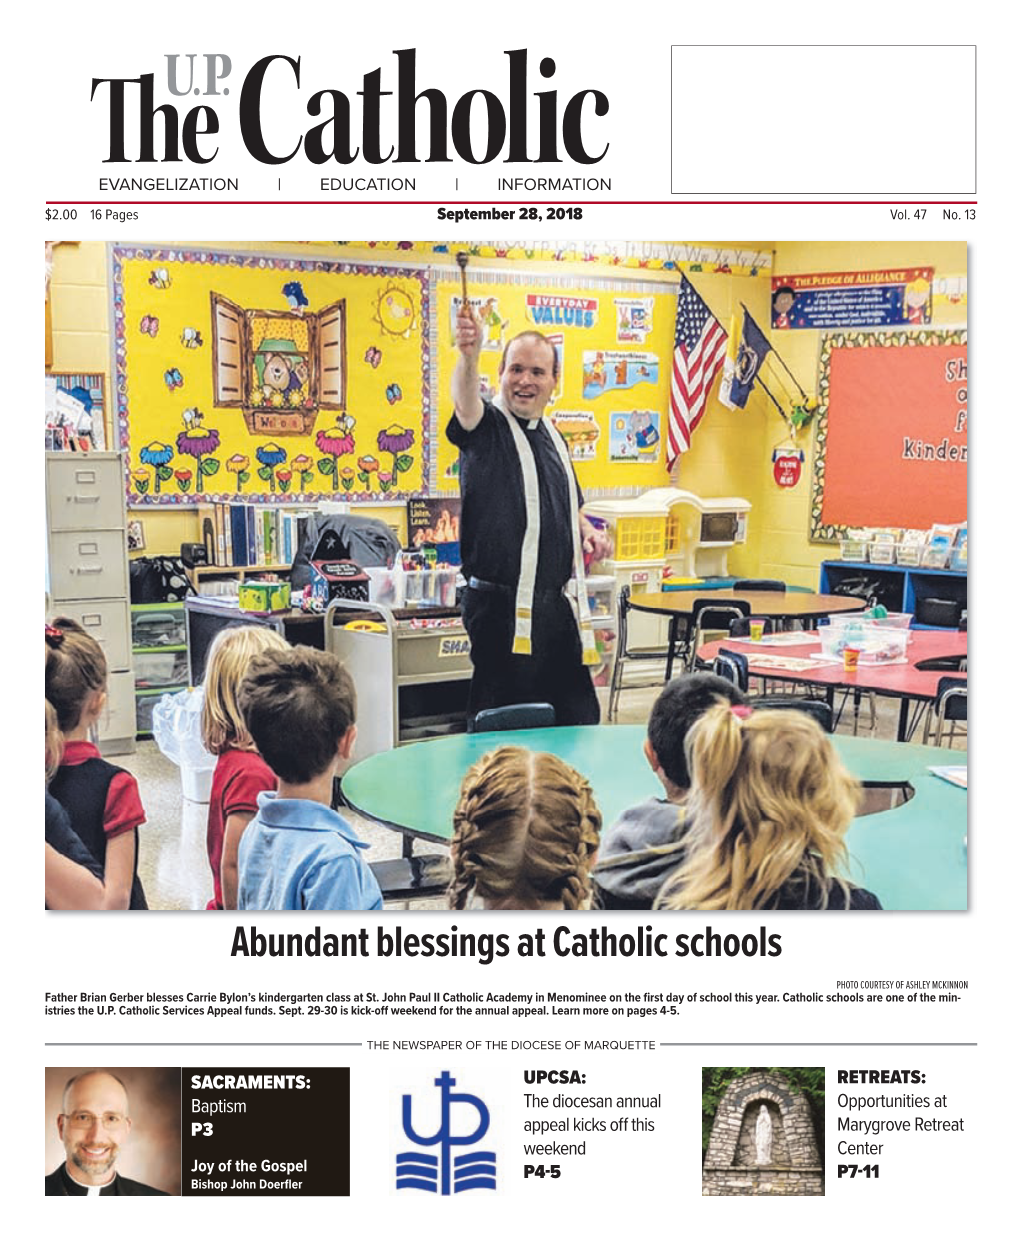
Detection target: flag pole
<box><xmin>755</xmin><ymin>372</ymin><xmax>795</xmax><ymax>434</ymax></box>
<box><xmin>740</xmin><ymin>301</ymin><xmax>811</xmax><ymax>402</ymax></box>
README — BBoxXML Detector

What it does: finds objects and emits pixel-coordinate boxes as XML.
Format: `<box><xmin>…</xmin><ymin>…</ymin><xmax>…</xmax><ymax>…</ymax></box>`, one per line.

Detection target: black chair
<box><xmin>690</xmin><ymin>598</ymin><xmax>751</xmax><ymax>670</ymax></box>
<box><xmin>732</xmin><ymin>578</ymin><xmax>786</xmax><ymax>592</ymax></box>
<box><xmin>754</xmin><ymin>695</ymin><xmax>835</xmax><ymax>733</ymax></box>
<box><xmin>369</xmin><ymin>855</ymin><xmax>451</xmax><ymax>903</ymax></box>
<box><xmin>713</xmin><ymin>649</ymin><xmax>750</xmax><ymax>693</ymax></box>
<box><xmin>924</xmin><ymin>677</ymin><xmax>967</xmax><ymax>747</ymax></box>
<box><xmin>608</xmin><ymin>586</ymin><xmax>689</xmax><ymax>720</ymax></box>
<box><xmin>469</xmin><ymin>702</ymin><xmax>556</xmax><ymax>733</ymax></box>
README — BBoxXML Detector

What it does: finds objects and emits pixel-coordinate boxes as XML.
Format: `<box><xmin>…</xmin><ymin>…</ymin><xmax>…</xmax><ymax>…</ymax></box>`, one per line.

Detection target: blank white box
<box><xmin>671</xmin><ymin>45</ymin><xmax>976</xmax><ymax>195</ymax></box>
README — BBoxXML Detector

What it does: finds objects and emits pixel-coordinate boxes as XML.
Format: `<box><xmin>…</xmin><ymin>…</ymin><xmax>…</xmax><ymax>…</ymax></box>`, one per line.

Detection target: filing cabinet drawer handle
<box><xmin>75</xmin><ymin>566</ymin><xmax>104</xmax><ymax>575</ymax></box>
<box><xmin>70</xmin><ymin>495</ymin><xmax>101</xmax><ymax>504</ymax></box>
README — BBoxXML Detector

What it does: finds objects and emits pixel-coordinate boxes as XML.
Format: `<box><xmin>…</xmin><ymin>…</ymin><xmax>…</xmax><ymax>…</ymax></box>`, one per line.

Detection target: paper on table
<box><xmin>740</xmin><ymin>631</ymin><xmax>821</xmax><ymax>647</ymax></box>
<box><xmin>928</xmin><ymin>765</ymin><xmax>967</xmax><ymax>789</ymax></box>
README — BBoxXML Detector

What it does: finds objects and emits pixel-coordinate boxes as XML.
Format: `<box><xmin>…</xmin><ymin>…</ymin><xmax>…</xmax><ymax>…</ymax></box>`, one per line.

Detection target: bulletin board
<box><xmin>112</xmin><ymin>247</ymin><xmax>430</xmax><ymax>504</ymax></box>
<box><xmin>810</xmin><ymin>329</ymin><xmax>968</xmax><ymax>538</ymax></box>
<box><xmin>433</xmin><ymin>273</ymin><xmax>679</xmax><ymax>492</ymax></box>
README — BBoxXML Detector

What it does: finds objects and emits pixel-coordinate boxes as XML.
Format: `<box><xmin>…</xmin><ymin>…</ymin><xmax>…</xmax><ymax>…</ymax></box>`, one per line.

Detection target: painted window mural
<box><xmin>114</xmin><ymin>248</ymin><xmax>428</xmax><ymax>504</ymax></box>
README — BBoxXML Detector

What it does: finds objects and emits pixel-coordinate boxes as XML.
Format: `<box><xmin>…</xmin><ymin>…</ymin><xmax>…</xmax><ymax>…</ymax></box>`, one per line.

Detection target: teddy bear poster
<box><xmin>115</xmin><ymin>247</ymin><xmax>428</xmax><ymax>504</ymax></box>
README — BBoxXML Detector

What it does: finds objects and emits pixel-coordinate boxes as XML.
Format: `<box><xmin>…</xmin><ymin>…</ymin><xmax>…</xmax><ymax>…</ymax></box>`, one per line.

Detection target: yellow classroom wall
<box><xmin>47</xmin><ymin>239</ymin><xmax>965</xmax><ymax>586</ymax></box>
<box><xmin>754</xmin><ymin>240</ymin><xmax>967</xmax><ymax>588</ymax></box>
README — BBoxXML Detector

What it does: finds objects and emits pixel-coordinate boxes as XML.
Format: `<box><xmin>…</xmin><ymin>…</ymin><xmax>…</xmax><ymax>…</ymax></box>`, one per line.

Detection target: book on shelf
<box><xmin>192</xmin><ymin>502</ymin><xmax>318</xmax><ymax>570</ymax></box>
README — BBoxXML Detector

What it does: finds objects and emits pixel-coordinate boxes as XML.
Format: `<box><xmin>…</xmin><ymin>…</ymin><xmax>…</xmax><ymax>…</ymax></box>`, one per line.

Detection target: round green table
<box><xmin>341</xmin><ymin>726</ymin><xmax>967</xmax><ymax>911</ymax></box>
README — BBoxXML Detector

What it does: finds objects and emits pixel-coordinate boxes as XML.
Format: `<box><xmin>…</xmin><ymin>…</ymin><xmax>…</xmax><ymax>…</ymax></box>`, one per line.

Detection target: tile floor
<box><xmin>124</xmin><ymin>669</ymin><xmax>964</xmax><ymax>911</ymax></box>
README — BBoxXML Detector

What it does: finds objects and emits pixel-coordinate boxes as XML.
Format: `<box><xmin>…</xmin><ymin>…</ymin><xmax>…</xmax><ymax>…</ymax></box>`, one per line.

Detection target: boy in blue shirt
<box><xmin>236</xmin><ymin>646</ymin><xmax>383</xmax><ymax>911</ymax></box>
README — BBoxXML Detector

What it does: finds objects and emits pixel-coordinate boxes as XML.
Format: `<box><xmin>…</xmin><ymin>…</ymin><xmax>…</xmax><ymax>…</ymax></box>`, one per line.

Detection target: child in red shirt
<box><xmin>201</xmin><ymin>625</ymin><xmax>289</xmax><ymax>909</ymax></box>
<box><xmin>46</xmin><ymin>619</ymin><xmax>147</xmax><ymax>909</ymax></box>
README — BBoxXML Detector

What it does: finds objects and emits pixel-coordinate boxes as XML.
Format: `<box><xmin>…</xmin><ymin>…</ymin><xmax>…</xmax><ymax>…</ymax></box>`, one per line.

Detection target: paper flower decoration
<box><xmin>176</xmin><ymin>428</ymin><xmax>222</xmax><ymax>493</ymax></box>
<box><xmin>255</xmin><ymin>443</ymin><xmax>287</xmax><ymax>492</ymax></box>
<box><xmin>377</xmin><ymin>424</ymin><xmax>415</xmax><ymax>478</ymax></box>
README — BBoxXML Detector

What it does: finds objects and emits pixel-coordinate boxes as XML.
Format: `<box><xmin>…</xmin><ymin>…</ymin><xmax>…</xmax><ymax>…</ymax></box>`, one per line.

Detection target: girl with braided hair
<box><xmin>449</xmin><ymin>747</ymin><xmax>602</xmax><ymax>910</ymax></box>
<box><xmin>656</xmin><ymin>702</ymin><xmax>881</xmax><ymax>911</ymax></box>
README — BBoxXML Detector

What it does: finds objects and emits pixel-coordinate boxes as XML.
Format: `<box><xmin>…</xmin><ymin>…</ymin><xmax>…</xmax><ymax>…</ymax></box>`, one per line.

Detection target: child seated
<box><xmin>236</xmin><ymin>646</ymin><xmax>382</xmax><ymax>911</ymax></box>
<box><xmin>656</xmin><ymin>702</ymin><xmax>881</xmax><ymax>910</ymax></box>
<box><xmin>449</xmin><ymin>747</ymin><xmax>601</xmax><ymax>910</ymax></box>
<box><xmin>201</xmin><ymin>625</ymin><xmax>289</xmax><ymax>909</ymax></box>
<box><xmin>593</xmin><ymin>673</ymin><xmax>748</xmax><ymax>910</ymax></box>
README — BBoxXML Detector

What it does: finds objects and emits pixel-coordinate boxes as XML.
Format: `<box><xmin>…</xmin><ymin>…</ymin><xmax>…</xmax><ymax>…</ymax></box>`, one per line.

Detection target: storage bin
<box><xmin>131</xmin><ymin>605</ymin><xmax>186</xmax><ymax>648</ymax></box>
<box><xmin>915</xmin><ymin>598</ymin><xmax>963</xmax><ymax>628</ymax></box>
<box><xmin>365</xmin><ymin>565</ymin><xmax>406</xmax><ymax>608</ymax></box>
<box><xmin>826</xmin><ymin>611</ymin><xmax>913</xmax><ymax>630</ymax></box>
<box><xmin>868</xmin><ymin>541</ymin><xmax>896</xmax><ymax>564</ymax></box>
<box><xmin>895</xmin><ymin>544</ymin><xmax>923</xmax><ymax>566</ymax></box>
<box><xmin>818</xmin><ymin>623</ymin><xmax>909</xmax><ymax>663</ymax></box>
<box><xmin>134</xmin><ymin>649</ymin><xmax>189</xmax><ymax>689</ymax></box>
<box><xmin>840</xmin><ymin>539</ymin><xmax>868</xmax><ymax>561</ymax></box>
<box><xmin>403</xmin><ymin>567</ymin><xmax>458</xmax><ymax>608</ymax></box>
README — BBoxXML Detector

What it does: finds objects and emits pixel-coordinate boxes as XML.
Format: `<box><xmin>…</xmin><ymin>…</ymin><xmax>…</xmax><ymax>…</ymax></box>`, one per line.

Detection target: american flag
<box><xmin>668</xmin><ymin>275</ymin><xmax>728</xmax><ymax>469</ymax></box>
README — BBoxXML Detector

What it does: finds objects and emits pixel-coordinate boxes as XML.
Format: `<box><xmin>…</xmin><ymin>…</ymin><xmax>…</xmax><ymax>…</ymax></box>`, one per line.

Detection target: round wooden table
<box><xmin>626</xmin><ymin>590</ymin><xmax>866</xmax><ymax>680</ymax></box>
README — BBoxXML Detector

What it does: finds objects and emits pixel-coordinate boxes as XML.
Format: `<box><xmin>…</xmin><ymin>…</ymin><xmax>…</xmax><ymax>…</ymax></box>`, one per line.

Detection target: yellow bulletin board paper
<box><xmin>433</xmin><ymin>274</ymin><xmax>679</xmax><ymax>492</ymax></box>
<box><xmin>113</xmin><ymin>247</ymin><xmax>430</xmax><ymax>505</ymax></box>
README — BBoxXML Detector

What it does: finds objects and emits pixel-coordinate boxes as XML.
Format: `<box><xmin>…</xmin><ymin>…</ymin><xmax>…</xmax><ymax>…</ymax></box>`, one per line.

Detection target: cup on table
<box><xmin>843</xmin><ymin>645</ymin><xmax>861</xmax><ymax>673</ymax></box>
<box><xmin>749</xmin><ymin>618</ymin><xmax>765</xmax><ymax>642</ymax></box>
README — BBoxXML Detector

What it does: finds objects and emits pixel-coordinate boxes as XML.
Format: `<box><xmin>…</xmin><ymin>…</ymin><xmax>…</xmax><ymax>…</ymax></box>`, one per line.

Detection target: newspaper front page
<box><xmin>27</xmin><ymin>5</ymin><xmax>1007</xmax><ymax>1235</ymax></box>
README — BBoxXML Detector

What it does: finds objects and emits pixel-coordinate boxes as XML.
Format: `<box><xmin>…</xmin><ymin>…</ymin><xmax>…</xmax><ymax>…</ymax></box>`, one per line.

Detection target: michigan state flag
<box><xmin>718</xmin><ymin>309</ymin><xmax>772</xmax><ymax>410</ymax></box>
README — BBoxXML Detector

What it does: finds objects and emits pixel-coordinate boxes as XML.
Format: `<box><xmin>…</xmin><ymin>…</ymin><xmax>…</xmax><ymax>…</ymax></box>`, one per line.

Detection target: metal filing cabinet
<box><xmin>45</xmin><ymin>452</ymin><xmax>135</xmax><ymax>754</ymax></box>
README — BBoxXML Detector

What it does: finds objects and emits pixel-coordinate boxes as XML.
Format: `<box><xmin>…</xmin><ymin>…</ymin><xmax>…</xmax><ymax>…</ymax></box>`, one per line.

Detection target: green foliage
<box><xmin>701</xmin><ymin>1067</ymin><xmax>825</xmax><ymax>1160</ymax></box>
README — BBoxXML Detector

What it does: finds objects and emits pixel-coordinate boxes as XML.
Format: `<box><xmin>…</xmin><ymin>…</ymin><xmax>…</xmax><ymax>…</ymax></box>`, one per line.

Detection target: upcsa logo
<box><xmin>396</xmin><ymin>1071</ymin><xmax>496</xmax><ymax>1194</ymax></box>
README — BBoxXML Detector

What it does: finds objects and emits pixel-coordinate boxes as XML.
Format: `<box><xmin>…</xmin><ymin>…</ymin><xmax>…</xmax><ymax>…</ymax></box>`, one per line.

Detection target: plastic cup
<box><xmin>843</xmin><ymin>646</ymin><xmax>861</xmax><ymax>673</ymax></box>
<box><xmin>749</xmin><ymin>618</ymin><xmax>765</xmax><ymax>642</ymax></box>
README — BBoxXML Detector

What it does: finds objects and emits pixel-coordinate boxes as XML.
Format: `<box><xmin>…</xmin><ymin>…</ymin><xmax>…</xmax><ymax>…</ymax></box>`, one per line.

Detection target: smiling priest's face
<box><xmin>57</xmin><ymin>1072</ymin><xmax>133</xmax><ymax>1185</ymax></box>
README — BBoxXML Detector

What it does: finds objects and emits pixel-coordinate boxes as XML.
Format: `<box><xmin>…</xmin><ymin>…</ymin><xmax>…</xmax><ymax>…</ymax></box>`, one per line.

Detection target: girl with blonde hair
<box><xmin>657</xmin><ymin>702</ymin><xmax>880</xmax><ymax>910</ymax></box>
<box><xmin>201</xmin><ymin>624</ymin><xmax>289</xmax><ymax>909</ymax></box>
<box><xmin>449</xmin><ymin>747</ymin><xmax>602</xmax><ymax>910</ymax></box>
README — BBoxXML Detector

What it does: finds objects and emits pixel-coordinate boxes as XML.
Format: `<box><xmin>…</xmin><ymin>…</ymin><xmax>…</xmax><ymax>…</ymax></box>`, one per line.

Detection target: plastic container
<box><xmin>827</xmin><ymin>611</ymin><xmax>912</xmax><ymax>631</ymax></box>
<box><xmin>365</xmin><ymin>565</ymin><xmax>406</xmax><ymax>608</ymax></box>
<box><xmin>403</xmin><ymin>566</ymin><xmax>459</xmax><ymax>608</ymax></box>
<box><xmin>131</xmin><ymin>605</ymin><xmax>187</xmax><ymax>647</ymax></box>
<box><xmin>868</xmin><ymin>541</ymin><xmax>896</xmax><ymax>564</ymax></box>
<box><xmin>134</xmin><ymin>649</ymin><xmax>189</xmax><ymax>689</ymax></box>
<box><xmin>818</xmin><ymin>623</ymin><xmax>909</xmax><ymax>664</ymax></box>
<box><xmin>151</xmin><ymin>686</ymin><xmax>217</xmax><ymax>803</ymax></box>
<box><xmin>840</xmin><ymin>539</ymin><xmax>868</xmax><ymax>561</ymax></box>
<box><xmin>896</xmin><ymin>544</ymin><xmax>923</xmax><ymax>566</ymax></box>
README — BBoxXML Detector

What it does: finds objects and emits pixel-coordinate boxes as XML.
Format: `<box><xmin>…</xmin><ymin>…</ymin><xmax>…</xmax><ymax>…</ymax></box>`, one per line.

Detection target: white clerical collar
<box><xmin>66</xmin><ymin>1166</ymin><xmax>115</xmax><ymax>1195</ymax></box>
<box><xmin>492</xmin><ymin>396</ymin><xmax>540</xmax><ymax>431</ymax></box>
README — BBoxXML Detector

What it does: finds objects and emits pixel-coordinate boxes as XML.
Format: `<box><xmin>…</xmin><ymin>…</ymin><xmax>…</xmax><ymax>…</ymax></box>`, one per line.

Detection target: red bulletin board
<box><xmin>810</xmin><ymin>330</ymin><xmax>967</xmax><ymax>539</ymax></box>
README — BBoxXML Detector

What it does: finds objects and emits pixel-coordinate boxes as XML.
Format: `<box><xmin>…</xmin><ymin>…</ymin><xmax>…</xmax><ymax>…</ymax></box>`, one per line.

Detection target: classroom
<box><xmin>43</xmin><ymin>239</ymin><xmax>967</xmax><ymax>914</ymax></box>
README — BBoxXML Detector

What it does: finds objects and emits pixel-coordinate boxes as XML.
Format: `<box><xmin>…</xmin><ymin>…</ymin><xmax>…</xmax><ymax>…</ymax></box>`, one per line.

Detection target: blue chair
<box><xmin>469</xmin><ymin>703</ymin><xmax>557</xmax><ymax>733</ymax></box>
<box><xmin>713</xmin><ymin>649</ymin><xmax>750</xmax><ymax>693</ymax></box>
